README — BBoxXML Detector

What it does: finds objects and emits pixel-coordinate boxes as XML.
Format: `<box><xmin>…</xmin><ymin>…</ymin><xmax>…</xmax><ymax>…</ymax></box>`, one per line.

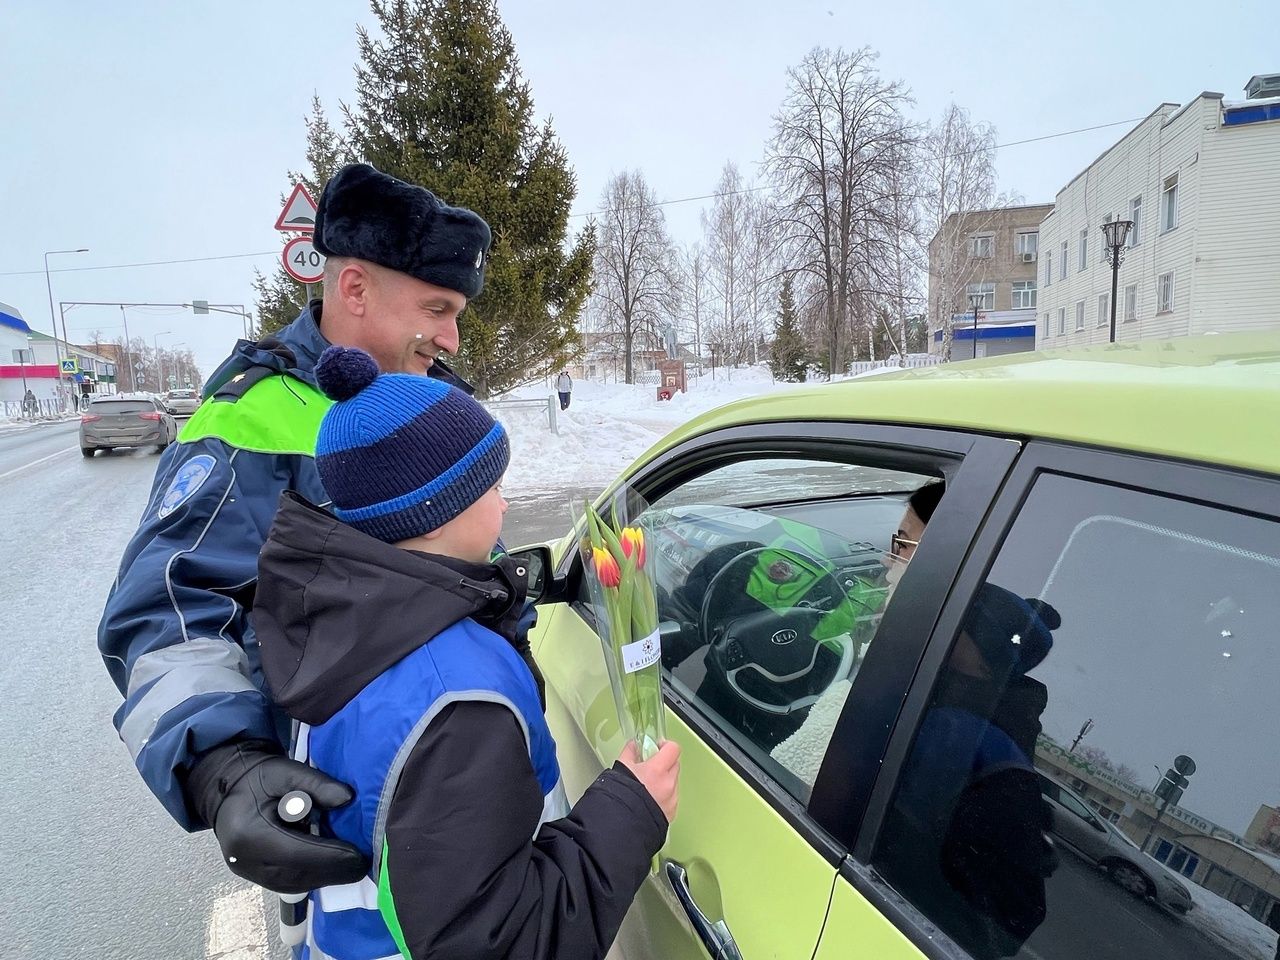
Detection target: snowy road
<box><xmin>0</xmin><ymin>423</ymin><xmax>282</xmax><ymax>960</ymax></box>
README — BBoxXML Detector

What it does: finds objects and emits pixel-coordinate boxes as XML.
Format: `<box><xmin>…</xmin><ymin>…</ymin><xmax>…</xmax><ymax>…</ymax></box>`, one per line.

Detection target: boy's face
<box><xmin>431</xmin><ymin>481</ymin><xmax>508</xmax><ymax>563</ymax></box>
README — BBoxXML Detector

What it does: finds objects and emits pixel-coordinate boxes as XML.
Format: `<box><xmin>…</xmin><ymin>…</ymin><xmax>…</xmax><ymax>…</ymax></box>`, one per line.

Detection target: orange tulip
<box><xmin>592</xmin><ymin>546</ymin><xmax>621</xmax><ymax>588</ymax></box>
<box><xmin>620</xmin><ymin>526</ymin><xmax>646</xmax><ymax>569</ymax></box>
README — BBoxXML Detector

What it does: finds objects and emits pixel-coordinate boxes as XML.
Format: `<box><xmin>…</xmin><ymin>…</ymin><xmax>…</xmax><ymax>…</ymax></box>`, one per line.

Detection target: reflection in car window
<box><xmin>875</xmin><ymin>472</ymin><xmax>1280</xmax><ymax>960</ymax></box>
<box><xmin>640</xmin><ymin>455</ymin><xmax>945</xmax><ymax>798</ymax></box>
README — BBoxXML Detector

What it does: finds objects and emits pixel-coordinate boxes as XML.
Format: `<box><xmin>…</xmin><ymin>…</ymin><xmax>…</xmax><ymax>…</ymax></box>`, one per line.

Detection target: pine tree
<box><xmin>770</xmin><ymin>275</ymin><xmax>807</xmax><ymax>382</ymax></box>
<box><xmin>254</xmin><ymin>96</ymin><xmax>351</xmax><ymax>337</ymax></box>
<box><xmin>343</xmin><ymin>0</ymin><xmax>593</xmax><ymax>397</ymax></box>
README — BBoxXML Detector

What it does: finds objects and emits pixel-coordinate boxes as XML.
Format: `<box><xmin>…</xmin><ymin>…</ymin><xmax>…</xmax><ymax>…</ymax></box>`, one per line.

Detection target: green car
<box><xmin>515</xmin><ymin>333</ymin><xmax>1280</xmax><ymax>960</ymax></box>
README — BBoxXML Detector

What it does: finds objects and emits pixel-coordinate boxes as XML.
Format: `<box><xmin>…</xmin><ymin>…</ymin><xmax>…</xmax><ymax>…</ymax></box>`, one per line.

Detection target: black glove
<box><xmin>187</xmin><ymin>740</ymin><xmax>371</xmax><ymax>894</ymax></box>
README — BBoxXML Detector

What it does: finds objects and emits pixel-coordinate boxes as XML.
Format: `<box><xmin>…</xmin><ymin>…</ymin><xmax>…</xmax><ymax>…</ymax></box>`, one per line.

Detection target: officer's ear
<box><xmin>333</xmin><ymin>258</ymin><xmax>374</xmax><ymax>317</ymax></box>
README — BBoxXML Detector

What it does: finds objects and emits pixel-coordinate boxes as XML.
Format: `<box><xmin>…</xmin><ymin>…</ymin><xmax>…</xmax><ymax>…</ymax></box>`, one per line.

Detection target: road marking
<box><xmin>0</xmin><ymin>445</ymin><xmax>78</xmax><ymax>482</ymax></box>
<box><xmin>204</xmin><ymin>884</ymin><xmax>270</xmax><ymax>959</ymax></box>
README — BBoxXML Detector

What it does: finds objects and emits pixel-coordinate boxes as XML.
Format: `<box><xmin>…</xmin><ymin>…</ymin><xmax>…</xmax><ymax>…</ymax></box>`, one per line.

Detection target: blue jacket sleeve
<box><xmin>98</xmin><ymin>437</ymin><xmax>317</xmax><ymax>830</ymax></box>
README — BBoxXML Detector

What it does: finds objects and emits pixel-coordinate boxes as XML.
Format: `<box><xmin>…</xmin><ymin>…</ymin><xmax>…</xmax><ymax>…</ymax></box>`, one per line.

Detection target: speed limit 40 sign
<box><xmin>282</xmin><ymin>236</ymin><xmax>326</xmax><ymax>284</ymax></box>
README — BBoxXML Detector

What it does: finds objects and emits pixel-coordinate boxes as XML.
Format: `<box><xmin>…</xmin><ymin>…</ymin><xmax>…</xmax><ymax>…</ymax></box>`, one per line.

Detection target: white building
<box><xmin>1037</xmin><ymin>74</ymin><xmax>1280</xmax><ymax>349</ymax></box>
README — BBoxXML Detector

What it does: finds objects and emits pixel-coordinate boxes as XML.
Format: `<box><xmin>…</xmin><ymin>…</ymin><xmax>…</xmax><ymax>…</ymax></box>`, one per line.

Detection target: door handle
<box><xmin>664</xmin><ymin>860</ymin><xmax>743</xmax><ymax>960</ymax></box>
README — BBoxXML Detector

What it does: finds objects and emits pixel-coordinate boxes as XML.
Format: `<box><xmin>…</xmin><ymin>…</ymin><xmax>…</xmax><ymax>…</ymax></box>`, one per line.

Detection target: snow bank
<box><xmin>1183</xmin><ymin>881</ymin><xmax>1276</xmax><ymax>960</ymax></box>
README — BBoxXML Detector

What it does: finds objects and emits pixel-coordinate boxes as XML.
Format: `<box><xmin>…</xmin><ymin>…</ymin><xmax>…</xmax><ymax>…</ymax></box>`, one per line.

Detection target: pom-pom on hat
<box><xmin>314</xmin><ymin>346</ymin><xmax>509</xmax><ymax>543</ymax></box>
<box><xmin>313</xmin><ymin>163</ymin><xmax>492</xmax><ymax>300</ymax></box>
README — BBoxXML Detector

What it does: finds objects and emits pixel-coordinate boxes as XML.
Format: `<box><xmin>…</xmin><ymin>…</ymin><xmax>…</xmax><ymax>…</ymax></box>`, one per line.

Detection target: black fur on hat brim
<box><xmin>313</xmin><ymin>163</ymin><xmax>492</xmax><ymax>300</ymax></box>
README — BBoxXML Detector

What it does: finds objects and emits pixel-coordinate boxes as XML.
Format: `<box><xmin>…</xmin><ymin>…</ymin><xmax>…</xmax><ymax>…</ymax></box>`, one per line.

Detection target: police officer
<box><xmin>98</xmin><ymin>163</ymin><xmax>492</xmax><ymax>894</ymax></box>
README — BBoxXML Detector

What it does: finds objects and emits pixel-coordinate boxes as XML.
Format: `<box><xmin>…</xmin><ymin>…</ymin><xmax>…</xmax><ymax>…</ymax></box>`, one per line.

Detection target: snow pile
<box><xmin>1183</xmin><ymin>880</ymin><xmax>1276</xmax><ymax>960</ymax></box>
<box><xmin>493</xmin><ymin>367</ymin><xmax>801</xmax><ymax>496</ymax></box>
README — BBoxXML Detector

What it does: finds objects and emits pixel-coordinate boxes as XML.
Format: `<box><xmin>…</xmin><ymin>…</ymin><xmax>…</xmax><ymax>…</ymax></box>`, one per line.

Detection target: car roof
<box><xmin>657</xmin><ymin>333</ymin><xmax>1280</xmax><ymax>477</ymax></box>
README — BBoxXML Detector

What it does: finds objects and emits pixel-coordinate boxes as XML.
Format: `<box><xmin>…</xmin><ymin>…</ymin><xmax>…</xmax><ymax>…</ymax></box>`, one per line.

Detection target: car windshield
<box><xmin>90</xmin><ymin>400</ymin><xmax>153</xmax><ymax>414</ymax></box>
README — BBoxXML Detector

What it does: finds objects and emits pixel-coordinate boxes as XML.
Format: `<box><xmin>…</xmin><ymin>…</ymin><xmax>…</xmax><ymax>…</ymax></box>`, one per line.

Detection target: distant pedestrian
<box><xmin>556</xmin><ymin>370</ymin><xmax>573</xmax><ymax>410</ymax></box>
<box><xmin>22</xmin><ymin>389</ymin><xmax>37</xmax><ymax>418</ymax></box>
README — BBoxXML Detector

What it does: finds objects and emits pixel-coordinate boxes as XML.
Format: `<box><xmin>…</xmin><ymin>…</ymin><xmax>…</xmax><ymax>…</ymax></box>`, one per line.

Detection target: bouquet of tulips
<box><xmin>577</xmin><ymin>496</ymin><xmax>665</xmax><ymax>761</ymax></box>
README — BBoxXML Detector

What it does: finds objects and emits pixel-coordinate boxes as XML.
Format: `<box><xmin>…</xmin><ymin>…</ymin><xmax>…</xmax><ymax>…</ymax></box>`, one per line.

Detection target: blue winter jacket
<box><xmin>97</xmin><ymin>302</ymin><xmax>469</xmax><ymax>828</ymax></box>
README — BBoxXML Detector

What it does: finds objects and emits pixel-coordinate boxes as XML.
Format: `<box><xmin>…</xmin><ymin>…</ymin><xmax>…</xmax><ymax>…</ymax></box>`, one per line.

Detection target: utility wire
<box><xmin>1</xmin><ymin>116</ymin><xmax>1144</xmax><ymax>278</ymax></box>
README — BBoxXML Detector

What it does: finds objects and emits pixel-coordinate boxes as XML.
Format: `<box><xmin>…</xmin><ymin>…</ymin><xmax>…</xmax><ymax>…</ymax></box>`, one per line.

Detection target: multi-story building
<box><xmin>927</xmin><ymin>203</ymin><xmax>1053</xmax><ymax>358</ymax></box>
<box><xmin>1037</xmin><ymin>73</ymin><xmax>1280</xmax><ymax>349</ymax></box>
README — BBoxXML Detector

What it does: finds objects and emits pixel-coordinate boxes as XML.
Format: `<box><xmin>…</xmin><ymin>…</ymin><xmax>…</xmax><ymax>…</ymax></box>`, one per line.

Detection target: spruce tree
<box><xmin>771</xmin><ymin>275</ymin><xmax>807</xmax><ymax>382</ymax></box>
<box><xmin>253</xmin><ymin>97</ymin><xmax>350</xmax><ymax>337</ymax></box>
<box><xmin>344</xmin><ymin>0</ymin><xmax>593</xmax><ymax>397</ymax></box>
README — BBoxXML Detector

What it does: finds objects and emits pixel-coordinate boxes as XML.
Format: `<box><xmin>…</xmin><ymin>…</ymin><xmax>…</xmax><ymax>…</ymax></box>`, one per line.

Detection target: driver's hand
<box><xmin>618</xmin><ymin>740</ymin><xmax>681</xmax><ymax>823</ymax></box>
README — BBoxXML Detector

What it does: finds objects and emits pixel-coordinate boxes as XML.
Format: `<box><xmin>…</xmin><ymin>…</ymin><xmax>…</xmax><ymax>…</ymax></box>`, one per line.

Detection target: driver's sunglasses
<box><xmin>890</xmin><ymin>533</ymin><xmax>920</xmax><ymax>562</ymax></box>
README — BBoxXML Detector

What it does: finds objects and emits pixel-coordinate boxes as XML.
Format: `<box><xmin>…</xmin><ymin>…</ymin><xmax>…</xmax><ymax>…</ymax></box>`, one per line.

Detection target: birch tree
<box><xmin>591</xmin><ymin>170</ymin><xmax>679</xmax><ymax>384</ymax></box>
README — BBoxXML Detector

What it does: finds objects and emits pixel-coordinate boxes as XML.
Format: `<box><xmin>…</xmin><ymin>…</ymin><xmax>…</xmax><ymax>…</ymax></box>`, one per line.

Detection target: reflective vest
<box><xmin>296</xmin><ymin>618</ymin><xmax>568</xmax><ymax>960</ymax></box>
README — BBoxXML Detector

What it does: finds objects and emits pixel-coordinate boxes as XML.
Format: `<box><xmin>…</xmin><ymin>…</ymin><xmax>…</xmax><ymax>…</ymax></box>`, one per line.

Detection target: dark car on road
<box><xmin>80</xmin><ymin>396</ymin><xmax>177</xmax><ymax>457</ymax></box>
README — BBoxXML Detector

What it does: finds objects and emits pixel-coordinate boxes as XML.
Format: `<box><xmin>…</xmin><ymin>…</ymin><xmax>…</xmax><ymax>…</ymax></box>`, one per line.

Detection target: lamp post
<box><xmin>968</xmin><ymin>292</ymin><xmax>985</xmax><ymax>360</ymax></box>
<box><xmin>1101</xmin><ymin>219</ymin><xmax>1134</xmax><ymax>344</ymax></box>
<box><xmin>44</xmin><ymin>247</ymin><xmax>89</xmax><ymax>407</ymax></box>
<box><xmin>153</xmin><ymin>331</ymin><xmax>173</xmax><ymax>393</ymax></box>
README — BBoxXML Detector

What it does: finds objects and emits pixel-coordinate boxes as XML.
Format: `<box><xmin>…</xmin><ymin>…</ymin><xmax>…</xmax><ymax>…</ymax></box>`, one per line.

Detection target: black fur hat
<box><xmin>313</xmin><ymin>163</ymin><xmax>491</xmax><ymax>299</ymax></box>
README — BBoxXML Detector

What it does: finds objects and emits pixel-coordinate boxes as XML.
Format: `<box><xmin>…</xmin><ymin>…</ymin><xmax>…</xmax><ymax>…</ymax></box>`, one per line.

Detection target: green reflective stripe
<box><xmin>178</xmin><ymin>375</ymin><xmax>332</xmax><ymax>455</ymax></box>
<box><xmin>378</xmin><ymin>838</ymin><xmax>410</xmax><ymax>959</ymax></box>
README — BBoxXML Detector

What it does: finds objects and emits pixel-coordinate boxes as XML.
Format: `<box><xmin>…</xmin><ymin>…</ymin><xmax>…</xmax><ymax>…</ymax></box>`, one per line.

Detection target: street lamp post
<box><xmin>153</xmin><ymin>332</ymin><xmax>173</xmax><ymax>393</ymax></box>
<box><xmin>1101</xmin><ymin>219</ymin><xmax>1134</xmax><ymax>344</ymax></box>
<box><xmin>44</xmin><ymin>247</ymin><xmax>89</xmax><ymax>407</ymax></box>
<box><xmin>968</xmin><ymin>293</ymin><xmax>985</xmax><ymax>360</ymax></box>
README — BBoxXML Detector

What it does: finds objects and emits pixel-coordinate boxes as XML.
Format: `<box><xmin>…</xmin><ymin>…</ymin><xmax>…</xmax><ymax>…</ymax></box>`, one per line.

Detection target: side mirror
<box><xmin>506</xmin><ymin>544</ymin><xmax>565</xmax><ymax>604</ymax></box>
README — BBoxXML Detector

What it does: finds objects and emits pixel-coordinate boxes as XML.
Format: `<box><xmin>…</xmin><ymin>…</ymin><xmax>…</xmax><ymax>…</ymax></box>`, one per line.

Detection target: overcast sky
<box><xmin>2</xmin><ymin>0</ymin><xmax>1275</xmax><ymax>377</ymax></box>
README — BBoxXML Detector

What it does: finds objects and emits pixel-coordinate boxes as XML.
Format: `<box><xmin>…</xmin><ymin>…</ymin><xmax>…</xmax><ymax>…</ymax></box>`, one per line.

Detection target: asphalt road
<box><xmin>0</xmin><ymin>419</ymin><xmax>589</xmax><ymax>959</ymax></box>
<box><xmin>1022</xmin><ymin>848</ymin><xmax>1240</xmax><ymax>960</ymax></box>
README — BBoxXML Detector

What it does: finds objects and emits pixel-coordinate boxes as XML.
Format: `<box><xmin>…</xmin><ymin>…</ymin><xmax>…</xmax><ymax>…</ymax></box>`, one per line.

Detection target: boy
<box><xmin>254</xmin><ymin>345</ymin><xmax>680</xmax><ymax>960</ymax></box>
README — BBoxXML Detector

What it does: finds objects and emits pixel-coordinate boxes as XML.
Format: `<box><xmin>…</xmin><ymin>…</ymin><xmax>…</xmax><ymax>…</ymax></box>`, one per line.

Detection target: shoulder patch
<box><xmin>158</xmin><ymin>454</ymin><xmax>217</xmax><ymax>519</ymax></box>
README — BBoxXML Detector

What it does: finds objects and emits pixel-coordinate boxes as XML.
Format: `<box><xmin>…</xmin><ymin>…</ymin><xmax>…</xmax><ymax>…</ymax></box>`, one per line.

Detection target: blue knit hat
<box><xmin>314</xmin><ymin>346</ymin><xmax>509</xmax><ymax>544</ymax></box>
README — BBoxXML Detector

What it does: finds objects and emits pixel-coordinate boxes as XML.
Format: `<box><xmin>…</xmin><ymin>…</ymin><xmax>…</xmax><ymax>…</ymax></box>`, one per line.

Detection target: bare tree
<box><xmin>700</xmin><ymin>164</ymin><xmax>755</xmax><ymax>365</ymax></box>
<box><xmin>919</xmin><ymin>104</ymin><xmax>998</xmax><ymax>360</ymax></box>
<box><xmin>590</xmin><ymin>170</ymin><xmax>680</xmax><ymax>384</ymax></box>
<box><xmin>680</xmin><ymin>242</ymin><xmax>708</xmax><ymax>369</ymax></box>
<box><xmin>765</xmin><ymin>47</ymin><xmax>916</xmax><ymax>375</ymax></box>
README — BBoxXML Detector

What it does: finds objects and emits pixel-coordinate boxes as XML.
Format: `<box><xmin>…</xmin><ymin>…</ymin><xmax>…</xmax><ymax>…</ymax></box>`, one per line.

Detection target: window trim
<box><xmin>559</xmin><ymin>421</ymin><xmax>1020</xmax><ymax>854</ymax></box>
<box><xmin>1011</xmin><ymin>280</ymin><xmax>1037</xmax><ymax>310</ymax></box>
<box><xmin>1075</xmin><ymin>299</ymin><xmax>1086</xmax><ymax>332</ymax></box>
<box><xmin>969</xmin><ymin>234</ymin><xmax>994</xmax><ymax>259</ymax></box>
<box><xmin>1158</xmin><ymin>270</ymin><xmax>1175</xmax><ymax>314</ymax></box>
<box><xmin>1161</xmin><ymin>174</ymin><xmax>1179</xmax><ymax>233</ymax></box>
<box><xmin>1129</xmin><ymin>195</ymin><xmax>1143</xmax><ymax>246</ymax></box>
<box><xmin>1097</xmin><ymin>292</ymin><xmax>1109</xmax><ymax>327</ymax></box>
<box><xmin>1124</xmin><ymin>282</ymin><xmax>1138</xmax><ymax>322</ymax></box>
<box><xmin>1078</xmin><ymin>228</ymin><xmax>1088</xmax><ymax>271</ymax></box>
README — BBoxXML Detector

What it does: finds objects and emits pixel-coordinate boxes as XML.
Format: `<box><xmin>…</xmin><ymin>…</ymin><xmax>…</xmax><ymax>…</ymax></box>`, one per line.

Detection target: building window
<box><xmin>1158</xmin><ymin>271</ymin><xmax>1175</xmax><ymax>313</ymax></box>
<box><xmin>1012</xmin><ymin>281</ymin><xmax>1037</xmax><ymax>309</ymax></box>
<box><xmin>1057</xmin><ymin>307</ymin><xmax>1066</xmax><ymax>335</ymax></box>
<box><xmin>1100</xmin><ymin>214</ymin><xmax>1112</xmax><ymax>263</ymax></box>
<box><xmin>1043</xmin><ymin>312</ymin><xmax>1050</xmax><ymax>338</ymax></box>
<box><xmin>1016</xmin><ymin>231</ymin><xmax>1038</xmax><ymax>262</ymax></box>
<box><xmin>1060</xmin><ymin>241</ymin><xmax>1069</xmax><ymax>278</ymax></box>
<box><xmin>969</xmin><ymin>234</ymin><xmax>994</xmax><ymax>258</ymax></box>
<box><xmin>966</xmin><ymin>282</ymin><xmax>995</xmax><ymax>311</ymax></box>
<box><xmin>1129</xmin><ymin>196</ymin><xmax>1143</xmax><ymax>246</ymax></box>
<box><xmin>1097</xmin><ymin>293</ymin><xmax>1109</xmax><ymax>327</ymax></box>
<box><xmin>1075</xmin><ymin>300</ymin><xmax>1085</xmax><ymax>331</ymax></box>
<box><xmin>1161</xmin><ymin>174</ymin><xmax>1179</xmax><ymax>232</ymax></box>
<box><xmin>1046</xmin><ymin>250</ymin><xmax>1053</xmax><ymax>286</ymax></box>
<box><xmin>1124</xmin><ymin>283</ymin><xmax>1138</xmax><ymax>321</ymax></box>
<box><xmin>1079</xmin><ymin>229</ymin><xmax>1088</xmax><ymax>271</ymax></box>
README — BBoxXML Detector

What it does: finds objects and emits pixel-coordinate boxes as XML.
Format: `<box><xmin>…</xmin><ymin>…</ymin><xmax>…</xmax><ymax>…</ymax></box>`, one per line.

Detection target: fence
<box><xmin>846</xmin><ymin>355</ymin><xmax>943</xmax><ymax>377</ymax></box>
<box><xmin>1</xmin><ymin>398</ymin><xmax>75</xmax><ymax>421</ymax></box>
<box><xmin>484</xmin><ymin>394</ymin><xmax>559</xmax><ymax>435</ymax></box>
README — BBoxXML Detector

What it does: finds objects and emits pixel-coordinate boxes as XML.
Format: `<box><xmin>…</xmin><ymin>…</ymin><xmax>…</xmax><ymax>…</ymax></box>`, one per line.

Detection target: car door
<box><xmin>1044</xmin><ymin>780</ymin><xmax>1111</xmax><ymax>863</ymax></box>
<box><xmin>819</xmin><ymin>441</ymin><xmax>1280</xmax><ymax>960</ymax></box>
<box><xmin>527</xmin><ymin>422</ymin><xmax>1017</xmax><ymax>960</ymax></box>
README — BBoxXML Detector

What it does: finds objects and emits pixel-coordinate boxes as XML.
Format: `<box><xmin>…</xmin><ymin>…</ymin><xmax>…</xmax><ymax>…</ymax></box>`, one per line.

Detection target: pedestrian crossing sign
<box><xmin>60</xmin><ymin>358</ymin><xmax>78</xmax><ymax>374</ymax></box>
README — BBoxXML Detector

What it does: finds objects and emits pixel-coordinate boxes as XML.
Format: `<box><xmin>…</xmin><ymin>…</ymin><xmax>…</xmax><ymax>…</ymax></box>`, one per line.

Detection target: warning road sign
<box><xmin>274</xmin><ymin>183</ymin><xmax>318</xmax><ymax>232</ymax></box>
<box><xmin>60</xmin><ymin>358</ymin><xmax>79</xmax><ymax>374</ymax></box>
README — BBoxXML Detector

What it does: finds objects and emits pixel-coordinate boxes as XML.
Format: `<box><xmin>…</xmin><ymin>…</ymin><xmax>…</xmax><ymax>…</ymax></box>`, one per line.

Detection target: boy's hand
<box><xmin>618</xmin><ymin>740</ymin><xmax>681</xmax><ymax>823</ymax></box>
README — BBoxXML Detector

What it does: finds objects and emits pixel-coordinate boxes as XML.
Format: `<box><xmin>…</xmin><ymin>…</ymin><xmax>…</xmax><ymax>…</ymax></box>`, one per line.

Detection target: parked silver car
<box><xmin>164</xmin><ymin>388</ymin><xmax>201</xmax><ymax>416</ymax></box>
<box><xmin>80</xmin><ymin>396</ymin><xmax>177</xmax><ymax>457</ymax></box>
<box><xmin>1037</xmin><ymin>771</ymin><xmax>1193</xmax><ymax>915</ymax></box>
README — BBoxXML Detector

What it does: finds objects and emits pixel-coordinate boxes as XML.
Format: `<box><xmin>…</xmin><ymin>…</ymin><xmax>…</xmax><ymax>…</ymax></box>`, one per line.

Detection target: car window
<box><xmin>89</xmin><ymin>400</ymin><xmax>154</xmax><ymax>414</ymax></box>
<box><xmin>874</xmin><ymin>471</ymin><xmax>1280</xmax><ymax>960</ymax></box>
<box><xmin>634</xmin><ymin>455</ymin><xmax>946</xmax><ymax>798</ymax></box>
<box><xmin>1055</xmin><ymin>789</ymin><xmax>1096</xmax><ymax>824</ymax></box>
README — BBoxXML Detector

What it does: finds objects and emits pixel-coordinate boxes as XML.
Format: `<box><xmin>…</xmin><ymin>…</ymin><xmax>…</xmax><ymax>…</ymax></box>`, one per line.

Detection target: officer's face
<box><xmin>364</xmin><ymin>268</ymin><xmax>466</xmax><ymax>375</ymax></box>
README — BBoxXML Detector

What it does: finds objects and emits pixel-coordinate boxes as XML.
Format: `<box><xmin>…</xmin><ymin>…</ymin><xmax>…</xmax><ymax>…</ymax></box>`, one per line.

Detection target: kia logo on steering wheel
<box><xmin>771</xmin><ymin>628</ymin><xmax>798</xmax><ymax>646</ymax></box>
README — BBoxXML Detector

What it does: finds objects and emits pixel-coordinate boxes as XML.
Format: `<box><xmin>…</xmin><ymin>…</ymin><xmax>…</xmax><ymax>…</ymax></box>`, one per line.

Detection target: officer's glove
<box><xmin>187</xmin><ymin>739</ymin><xmax>370</xmax><ymax>894</ymax></box>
